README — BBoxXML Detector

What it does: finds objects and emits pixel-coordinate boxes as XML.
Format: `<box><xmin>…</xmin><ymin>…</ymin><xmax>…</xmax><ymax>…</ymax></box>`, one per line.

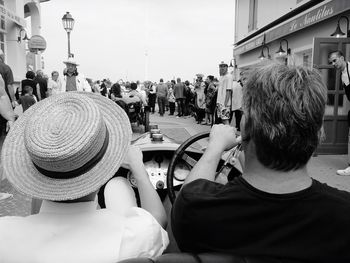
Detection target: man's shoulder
<box><xmin>312</xmin><ymin>179</ymin><xmax>350</xmax><ymax>203</ymax></box>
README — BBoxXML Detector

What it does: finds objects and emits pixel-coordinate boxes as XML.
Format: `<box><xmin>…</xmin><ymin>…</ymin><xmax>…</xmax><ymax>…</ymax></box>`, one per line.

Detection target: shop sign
<box><xmin>0</xmin><ymin>6</ymin><xmax>26</xmax><ymax>27</ymax></box>
<box><xmin>235</xmin><ymin>0</ymin><xmax>350</xmax><ymax>55</ymax></box>
<box><xmin>266</xmin><ymin>0</ymin><xmax>350</xmax><ymax>42</ymax></box>
<box><xmin>234</xmin><ymin>35</ymin><xmax>264</xmax><ymax>55</ymax></box>
<box><xmin>28</xmin><ymin>35</ymin><xmax>47</xmax><ymax>53</ymax></box>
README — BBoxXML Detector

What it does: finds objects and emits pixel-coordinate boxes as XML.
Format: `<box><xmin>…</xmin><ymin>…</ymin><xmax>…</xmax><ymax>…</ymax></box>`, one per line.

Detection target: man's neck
<box><xmin>242</xmin><ymin>157</ymin><xmax>312</xmax><ymax>194</ymax></box>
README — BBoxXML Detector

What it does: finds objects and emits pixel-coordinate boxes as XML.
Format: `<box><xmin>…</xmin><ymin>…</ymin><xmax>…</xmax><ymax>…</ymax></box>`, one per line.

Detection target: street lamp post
<box><xmin>62</xmin><ymin>12</ymin><xmax>75</xmax><ymax>58</ymax></box>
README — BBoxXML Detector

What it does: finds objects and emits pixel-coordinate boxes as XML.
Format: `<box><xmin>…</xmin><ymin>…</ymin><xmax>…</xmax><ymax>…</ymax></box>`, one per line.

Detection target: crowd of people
<box><xmin>9</xmin><ymin>58</ymin><xmax>244</xmax><ymax>130</ymax></box>
<box><xmin>1</xmin><ymin>53</ymin><xmax>350</xmax><ymax>262</ymax></box>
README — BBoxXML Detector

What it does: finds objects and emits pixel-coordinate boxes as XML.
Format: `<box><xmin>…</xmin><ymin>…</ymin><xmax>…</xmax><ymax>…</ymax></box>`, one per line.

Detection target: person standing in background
<box><xmin>62</xmin><ymin>57</ymin><xmax>91</xmax><ymax>92</ymax></box>
<box><xmin>34</xmin><ymin>70</ymin><xmax>48</xmax><ymax>101</ymax></box>
<box><xmin>17</xmin><ymin>86</ymin><xmax>36</xmax><ymax>112</ymax></box>
<box><xmin>47</xmin><ymin>71</ymin><xmax>63</xmax><ymax>97</ymax></box>
<box><xmin>156</xmin><ymin>79</ymin><xmax>168</xmax><ymax>117</ymax></box>
<box><xmin>329</xmin><ymin>50</ymin><xmax>350</xmax><ymax>176</ymax></box>
<box><xmin>148</xmin><ymin>82</ymin><xmax>157</xmax><ymax>114</ymax></box>
<box><xmin>168</xmin><ymin>84</ymin><xmax>176</xmax><ymax>116</ymax></box>
<box><xmin>0</xmin><ymin>74</ymin><xmax>15</xmax><ymax>201</ymax></box>
<box><xmin>216</xmin><ymin>61</ymin><xmax>233</xmax><ymax>125</ymax></box>
<box><xmin>173</xmin><ymin>78</ymin><xmax>186</xmax><ymax>117</ymax></box>
<box><xmin>0</xmin><ymin>50</ymin><xmax>15</xmax><ymax>108</ymax></box>
<box><xmin>20</xmin><ymin>71</ymin><xmax>37</xmax><ymax>98</ymax></box>
<box><xmin>231</xmin><ymin>76</ymin><xmax>243</xmax><ymax>131</ymax></box>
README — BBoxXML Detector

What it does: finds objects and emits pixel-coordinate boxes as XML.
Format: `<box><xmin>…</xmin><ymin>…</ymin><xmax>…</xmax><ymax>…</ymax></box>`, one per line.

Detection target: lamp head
<box><xmin>331</xmin><ymin>22</ymin><xmax>345</xmax><ymax>38</ymax></box>
<box><xmin>62</xmin><ymin>12</ymin><xmax>75</xmax><ymax>33</ymax></box>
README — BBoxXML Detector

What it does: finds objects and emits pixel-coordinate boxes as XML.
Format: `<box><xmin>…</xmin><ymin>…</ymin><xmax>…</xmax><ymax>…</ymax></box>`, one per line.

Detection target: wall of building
<box><xmin>235</xmin><ymin>0</ymin><xmax>301</xmax><ymax>42</ymax></box>
<box><xmin>3</xmin><ymin>0</ymin><xmax>44</xmax><ymax>85</ymax></box>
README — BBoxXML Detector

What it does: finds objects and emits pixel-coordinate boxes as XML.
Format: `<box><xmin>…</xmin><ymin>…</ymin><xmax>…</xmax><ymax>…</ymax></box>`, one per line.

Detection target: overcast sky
<box><xmin>40</xmin><ymin>0</ymin><xmax>235</xmax><ymax>83</ymax></box>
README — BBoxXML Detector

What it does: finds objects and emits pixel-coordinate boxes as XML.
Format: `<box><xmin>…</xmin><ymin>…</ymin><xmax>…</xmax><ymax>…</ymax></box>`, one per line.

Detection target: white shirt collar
<box><xmin>39</xmin><ymin>200</ymin><xmax>97</xmax><ymax>214</ymax></box>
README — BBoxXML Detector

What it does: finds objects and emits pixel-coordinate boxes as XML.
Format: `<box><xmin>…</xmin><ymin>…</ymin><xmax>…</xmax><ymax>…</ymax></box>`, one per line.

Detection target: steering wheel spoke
<box><xmin>181</xmin><ymin>153</ymin><xmax>198</xmax><ymax>168</ymax></box>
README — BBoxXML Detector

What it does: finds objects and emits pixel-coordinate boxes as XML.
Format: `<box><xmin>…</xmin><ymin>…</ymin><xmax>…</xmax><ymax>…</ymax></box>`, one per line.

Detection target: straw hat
<box><xmin>219</xmin><ymin>61</ymin><xmax>228</xmax><ymax>66</ymax></box>
<box><xmin>1</xmin><ymin>92</ymin><xmax>131</xmax><ymax>201</ymax></box>
<box><xmin>63</xmin><ymin>57</ymin><xmax>79</xmax><ymax>66</ymax></box>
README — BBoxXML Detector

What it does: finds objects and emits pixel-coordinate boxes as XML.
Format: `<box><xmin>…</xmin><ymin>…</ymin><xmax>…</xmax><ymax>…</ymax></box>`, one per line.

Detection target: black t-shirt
<box><xmin>171</xmin><ymin>177</ymin><xmax>350</xmax><ymax>262</ymax></box>
<box><xmin>34</xmin><ymin>76</ymin><xmax>48</xmax><ymax>99</ymax></box>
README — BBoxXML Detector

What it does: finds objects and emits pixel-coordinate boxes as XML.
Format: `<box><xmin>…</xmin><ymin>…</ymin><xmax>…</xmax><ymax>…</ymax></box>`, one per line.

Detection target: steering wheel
<box><xmin>167</xmin><ymin>131</ymin><xmax>242</xmax><ymax>204</ymax></box>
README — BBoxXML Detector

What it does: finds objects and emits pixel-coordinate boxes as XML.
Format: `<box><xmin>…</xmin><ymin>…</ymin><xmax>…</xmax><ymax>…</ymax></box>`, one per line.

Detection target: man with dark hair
<box><xmin>329</xmin><ymin>50</ymin><xmax>350</xmax><ymax>176</ymax></box>
<box><xmin>172</xmin><ymin>63</ymin><xmax>350</xmax><ymax>262</ymax></box>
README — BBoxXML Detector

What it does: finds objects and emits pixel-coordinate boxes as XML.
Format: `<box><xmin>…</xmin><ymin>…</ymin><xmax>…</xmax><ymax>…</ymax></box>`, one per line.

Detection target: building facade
<box><xmin>233</xmin><ymin>0</ymin><xmax>350</xmax><ymax>154</ymax></box>
<box><xmin>1</xmin><ymin>0</ymin><xmax>48</xmax><ymax>86</ymax></box>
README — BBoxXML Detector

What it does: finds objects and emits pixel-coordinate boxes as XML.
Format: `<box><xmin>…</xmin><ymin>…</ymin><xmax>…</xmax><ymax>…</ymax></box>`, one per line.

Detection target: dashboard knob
<box><xmin>156</xmin><ymin>180</ymin><xmax>164</xmax><ymax>189</ymax></box>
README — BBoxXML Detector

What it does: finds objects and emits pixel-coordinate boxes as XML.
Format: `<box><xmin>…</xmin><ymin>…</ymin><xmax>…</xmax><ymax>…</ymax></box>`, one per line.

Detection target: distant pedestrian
<box><xmin>0</xmin><ymin>74</ymin><xmax>15</xmax><ymax>201</ymax></box>
<box><xmin>17</xmin><ymin>86</ymin><xmax>36</xmax><ymax>112</ymax></box>
<box><xmin>216</xmin><ymin>61</ymin><xmax>233</xmax><ymax>125</ymax></box>
<box><xmin>204</xmin><ymin>75</ymin><xmax>216</xmax><ymax>125</ymax></box>
<box><xmin>20</xmin><ymin>70</ymin><xmax>37</xmax><ymax>98</ymax></box>
<box><xmin>156</xmin><ymin>79</ymin><xmax>168</xmax><ymax>116</ymax></box>
<box><xmin>329</xmin><ymin>50</ymin><xmax>350</xmax><ymax>176</ymax></box>
<box><xmin>34</xmin><ymin>70</ymin><xmax>48</xmax><ymax>101</ymax></box>
<box><xmin>62</xmin><ymin>57</ymin><xmax>91</xmax><ymax>92</ymax></box>
<box><xmin>0</xmin><ymin>50</ymin><xmax>15</xmax><ymax>107</ymax></box>
<box><xmin>194</xmin><ymin>81</ymin><xmax>206</xmax><ymax>124</ymax></box>
<box><xmin>173</xmin><ymin>78</ymin><xmax>186</xmax><ymax>117</ymax></box>
<box><xmin>47</xmin><ymin>71</ymin><xmax>63</xmax><ymax>96</ymax></box>
<box><xmin>148</xmin><ymin>82</ymin><xmax>157</xmax><ymax>114</ymax></box>
<box><xmin>168</xmin><ymin>85</ymin><xmax>176</xmax><ymax>115</ymax></box>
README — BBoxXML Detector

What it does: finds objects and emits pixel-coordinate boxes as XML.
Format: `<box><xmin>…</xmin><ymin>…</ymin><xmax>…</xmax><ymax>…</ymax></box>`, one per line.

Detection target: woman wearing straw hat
<box><xmin>0</xmin><ymin>92</ymin><xmax>168</xmax><ymax>262</ymax></box>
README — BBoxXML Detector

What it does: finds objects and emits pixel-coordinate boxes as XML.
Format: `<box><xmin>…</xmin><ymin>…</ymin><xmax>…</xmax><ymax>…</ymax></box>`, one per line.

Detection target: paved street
<box><xmin>1</xmin><ymin>111</ymin><xmax>350</xmax><ymax>217</ymax></box>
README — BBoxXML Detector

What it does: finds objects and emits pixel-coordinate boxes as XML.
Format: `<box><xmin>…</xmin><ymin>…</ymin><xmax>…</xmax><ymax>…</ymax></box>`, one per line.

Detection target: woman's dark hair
<box><xmin>130</xmin><ymin>82</ymin><xmax>137</xmax><ymax>90</ymax></box>
<box><xmin>26</xmin><ymin>71</ymin><xmax>35</xmax><ymax>80</ymax></box>
<box><xmin>110</xmin><ymin>83</ymin><xmax>122</xmax><ymax>98</ymax></box>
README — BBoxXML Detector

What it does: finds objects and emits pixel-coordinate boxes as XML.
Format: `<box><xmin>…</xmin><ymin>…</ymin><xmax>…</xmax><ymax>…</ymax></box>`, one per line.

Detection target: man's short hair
<box><xmin>160</xmin><ymin>78</ymin><xmax>163</xmax><ymax>82</ymax></box>
<box><xmin>26</xmin><ymin>71</ymin><xmax>35</xmax><ymax>80</ymax></box>
<box><xmin>23</xmin><ymin>85</ymin><xmax>33</xmax><ymax>94</ymax></box>
<box><xmin>243</xmin><ymin>63</ymin><xmax>327</xmax><ymax>171</ymax></box>
<box><xmin>328</xmin><ymin>50</ymin><xmax>344</xmax><ymax>58</ymax></box>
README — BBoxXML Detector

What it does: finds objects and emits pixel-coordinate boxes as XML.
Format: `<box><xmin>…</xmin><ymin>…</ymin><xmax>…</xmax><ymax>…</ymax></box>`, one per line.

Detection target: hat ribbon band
<box><xmin>33</xmin><ymin>129</ymin><xmax>109</xmax><ymax>179</ymax></box>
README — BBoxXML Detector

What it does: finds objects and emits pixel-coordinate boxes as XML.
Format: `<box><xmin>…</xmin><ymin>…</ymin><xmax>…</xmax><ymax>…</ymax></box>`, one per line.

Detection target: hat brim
<box><xmin>63</xmin><ymin>61</ymin><xmax>79</xmax><ymax>66</ymax></box>
<box><xmin>1</xmin><ymin>92</ymin><xmax>132</xmax><ymax>201</ymax></box>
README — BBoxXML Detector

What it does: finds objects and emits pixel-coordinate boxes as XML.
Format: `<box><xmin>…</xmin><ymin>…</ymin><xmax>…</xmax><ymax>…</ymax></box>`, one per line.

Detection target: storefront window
<box><xmin>0</xmin><ymin>32</ymin><xmax>4</xmax><ymax>53</ymax></box>
<box><xmin>1</xmin><ymin>15</ymin><xmax>5</xmax><ymax>30</ymax></box>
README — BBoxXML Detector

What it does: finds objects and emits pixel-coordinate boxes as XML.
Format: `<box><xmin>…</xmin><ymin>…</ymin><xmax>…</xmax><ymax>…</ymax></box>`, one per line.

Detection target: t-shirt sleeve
<box><xmin>118</xmin><ymin>207</ymin><xmax>169</xmax><ymax>260</ymax></box>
